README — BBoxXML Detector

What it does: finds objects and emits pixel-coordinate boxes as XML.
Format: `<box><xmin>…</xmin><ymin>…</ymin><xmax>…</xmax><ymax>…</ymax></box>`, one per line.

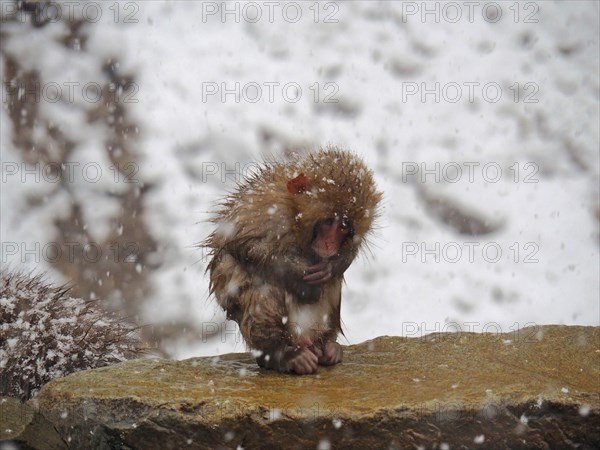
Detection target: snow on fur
<box><xmin>0</xmin><ymin>270</ymin><xmax>142</xmax><ymax>400</ymax></box>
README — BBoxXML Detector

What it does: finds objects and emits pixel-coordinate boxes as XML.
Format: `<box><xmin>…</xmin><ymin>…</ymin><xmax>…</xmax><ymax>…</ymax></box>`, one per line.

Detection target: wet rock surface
<box><xmin>0</xmin><ymin>397</ymin><xmax>66</xmax><ymax>449</ymax></box>
<box><xmin>30</xmin><ymin>326</ymin><xmax>599</xmax><ymax>449</ymax></box>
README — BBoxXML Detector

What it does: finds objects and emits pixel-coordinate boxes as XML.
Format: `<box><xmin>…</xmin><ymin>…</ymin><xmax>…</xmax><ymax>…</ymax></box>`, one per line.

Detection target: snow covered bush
<box><xmin>0</xmin><ymin>270</ymin><xmax>142</xmax><ymax>400</ymax></box>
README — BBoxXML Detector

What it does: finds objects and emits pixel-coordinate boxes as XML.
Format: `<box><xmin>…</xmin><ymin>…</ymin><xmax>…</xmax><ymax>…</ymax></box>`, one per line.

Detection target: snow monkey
<box><xmin>205</xmin><ymin>147</ymin><xmax>381</xmax><ymax>374</ymax></box>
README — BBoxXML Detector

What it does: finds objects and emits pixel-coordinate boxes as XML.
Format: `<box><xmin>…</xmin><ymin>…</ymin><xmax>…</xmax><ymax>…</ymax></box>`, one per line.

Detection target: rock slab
<box><xmin>31</xmin><ymin>325</ymin><xmax>599</xmax><ymax>449</ymax></box>
<box><xmin>0</xmin><ymin>397</ymin><xmax>66</xmax><ymax>449</ymax></box>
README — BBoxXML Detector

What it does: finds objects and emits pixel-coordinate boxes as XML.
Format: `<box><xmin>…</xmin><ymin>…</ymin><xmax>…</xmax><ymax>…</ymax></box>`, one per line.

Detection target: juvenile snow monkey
<box><xmin>205</xmin><ymin>147</ymin><xmax>381</xmax><ymax>374</ymax></box>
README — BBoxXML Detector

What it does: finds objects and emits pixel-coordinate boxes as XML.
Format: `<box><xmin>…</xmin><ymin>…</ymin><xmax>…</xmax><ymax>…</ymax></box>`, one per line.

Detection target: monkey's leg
<box><xmin>237</xmin><ymin>283</ymin><xmax>318</xmax><ymax>375</ymax></box>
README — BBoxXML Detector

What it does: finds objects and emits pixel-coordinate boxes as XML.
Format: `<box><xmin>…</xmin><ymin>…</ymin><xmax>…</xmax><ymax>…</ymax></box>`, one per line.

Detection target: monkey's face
<box><xmin>311</xmin><ymin>214</ymin><xmax>353</xmax><ymax>258</ymax></box>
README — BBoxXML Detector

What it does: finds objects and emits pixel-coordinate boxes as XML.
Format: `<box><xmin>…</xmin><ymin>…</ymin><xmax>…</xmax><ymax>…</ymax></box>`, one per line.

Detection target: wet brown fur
<box><xmin>205</xmin><ymin>146</ymin><xmax>381</xmax><ymax>370</ymax></box>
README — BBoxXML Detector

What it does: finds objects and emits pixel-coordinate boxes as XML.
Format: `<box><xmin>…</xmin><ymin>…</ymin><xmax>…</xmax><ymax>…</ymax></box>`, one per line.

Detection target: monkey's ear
<box><xmin>287</xmin><ymin>172</ymin><xmax>311</xmax><ymax>194</ymax></box>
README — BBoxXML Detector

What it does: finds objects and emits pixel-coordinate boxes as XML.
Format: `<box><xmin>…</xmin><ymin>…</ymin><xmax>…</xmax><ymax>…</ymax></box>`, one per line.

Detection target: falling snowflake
<box><xmin>579</xmin><ymin>405</ymin><xmax>590</xmax><ymax>417</ymax></box>
<box><xmin>317</xmin><ymin>439</ymin><xmax>331</xmax><ymax>450</ymax></box>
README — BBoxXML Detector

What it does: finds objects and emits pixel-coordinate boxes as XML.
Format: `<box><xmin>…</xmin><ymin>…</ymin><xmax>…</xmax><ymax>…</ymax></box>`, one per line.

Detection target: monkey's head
<box><xmin>285</xmin><ymin>148</ymin><xmax>382</xmax><ymax>260</ymax></box>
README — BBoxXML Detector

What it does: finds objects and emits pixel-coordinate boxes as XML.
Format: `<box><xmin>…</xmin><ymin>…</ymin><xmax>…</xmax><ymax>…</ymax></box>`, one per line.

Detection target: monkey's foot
<box><xmin>318</xmin><ymin>341</ymin><xmax>343</xmax><ymax>366</ymax></box>
<box><xmin>256</xmin><ymin>346</ymin><xmax>319</xmax><ymax>374</ymax></box>
<box><xmin>284</xmin><ymin>348</ymin><xmax>319</xmax><ymax>375</ymax></box>
<box><xmin>285</xmin><ymin>347</ymin><xmax>319</xmax><ymax>375</ymax></box>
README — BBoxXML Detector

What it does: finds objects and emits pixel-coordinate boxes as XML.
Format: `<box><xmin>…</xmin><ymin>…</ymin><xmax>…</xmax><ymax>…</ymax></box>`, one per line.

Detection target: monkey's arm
<box><xmin>224</xmin><ymin>237</ymin><xmax>323</xmax><ymax>298</ymax></box>
<box><xmin>225</xmin><ymin>238</ymin><xmax>309</xmax><ymax>277</ymax></box>
<box><xmin>223</xmin><ymin>233</ymin><xmax>355</xmax><ymax>292</ymax></box>
<box><xmin>244</xmin><ymin>240</ymin><xmax>354</xmax><ymax>282</ymax></box>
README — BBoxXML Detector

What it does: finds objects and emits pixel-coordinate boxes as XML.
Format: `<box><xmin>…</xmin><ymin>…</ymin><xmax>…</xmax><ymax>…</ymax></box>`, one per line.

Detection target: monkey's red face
<box><xmin>311</xmin><ymin>215</ymin><xmax>352</xmax><ymax>258</ymax></box>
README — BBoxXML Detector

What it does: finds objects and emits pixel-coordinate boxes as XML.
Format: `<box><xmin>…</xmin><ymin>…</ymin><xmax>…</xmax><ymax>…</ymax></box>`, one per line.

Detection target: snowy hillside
<box><xmin>1</xmin><ymin>0</ymin><xmax>598</xmax><ymax>359</ymax></box>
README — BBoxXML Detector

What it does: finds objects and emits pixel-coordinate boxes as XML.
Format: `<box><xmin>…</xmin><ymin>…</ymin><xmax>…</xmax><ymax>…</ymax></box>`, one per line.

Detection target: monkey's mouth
<box><xmin>313</xmin><ymin>240</ymin><xmax>340</xmax><ymax>258</ymax></box>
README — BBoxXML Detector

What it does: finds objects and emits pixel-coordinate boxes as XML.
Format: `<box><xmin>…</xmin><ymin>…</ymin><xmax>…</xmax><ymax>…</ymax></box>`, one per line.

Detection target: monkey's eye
<box><xmin>340</xmin><ymin>217</ymin><xmax>351</xmax><ymax>231</ymax></box>
<box><xmin>322</xmin><ymin>218</ymin><xmax>335</xmax><ymax>226</ymax></box>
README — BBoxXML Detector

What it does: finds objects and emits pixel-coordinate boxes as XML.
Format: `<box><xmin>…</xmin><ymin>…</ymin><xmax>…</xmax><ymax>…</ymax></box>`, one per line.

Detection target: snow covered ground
<box><xmin>1</xmin><ymin>1</ymin><xmax>598</xmax><ymax>359</ymax></box>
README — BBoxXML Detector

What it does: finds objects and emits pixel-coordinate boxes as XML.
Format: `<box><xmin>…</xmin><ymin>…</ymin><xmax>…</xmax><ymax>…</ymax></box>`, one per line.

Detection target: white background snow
<box><xmin>1</xmin><ymin>1</ymin><xmax>598</xmax><ymax>359</ymax></box>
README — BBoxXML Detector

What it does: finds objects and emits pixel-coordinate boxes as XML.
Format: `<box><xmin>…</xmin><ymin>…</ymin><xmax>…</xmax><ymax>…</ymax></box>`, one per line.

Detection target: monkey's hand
<box><xmin>302</xmin><ymin>261</ymin><xmax>333</xmax><ymax>284</ymax></box>
<box><xmin>318</xmin><ymin>341</ymin><xmax>343</xmax><ymax>366</ymax></box>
